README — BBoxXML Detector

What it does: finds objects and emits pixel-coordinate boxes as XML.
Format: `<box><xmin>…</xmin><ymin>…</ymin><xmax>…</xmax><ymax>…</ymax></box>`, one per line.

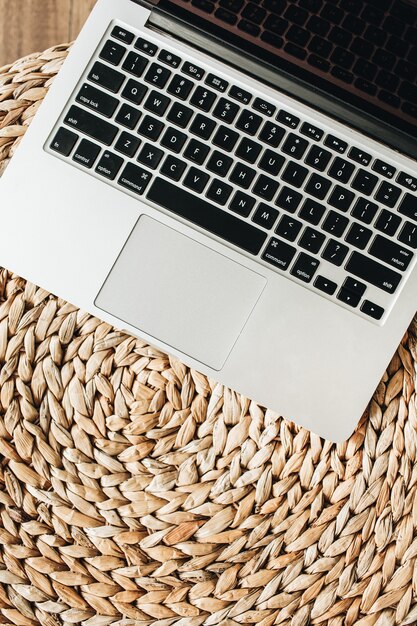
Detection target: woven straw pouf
<box><xmin>1</xmin><ymin>44</ymin><xmax>417</xmax><ymax>626</ymax></box>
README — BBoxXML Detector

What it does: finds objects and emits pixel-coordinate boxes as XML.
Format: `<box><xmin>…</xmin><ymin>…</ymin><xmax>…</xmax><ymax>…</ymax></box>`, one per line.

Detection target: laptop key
<box><xmin>324</xmin><ymin>134</ymin><xmax>347</xmax><ymax>153</ymax></box>
<box><xmin>275</xmin><ymin>215</ymin><xmax>303</xmax><ymax>241</ymax></box>
<box><xmin>275</xmin><ymin>187</ymin><xmax>303</xmax><ymax>213</ymax></box>
<box><xmin>304</xmin><ymin>173</ymin><xmax>331</xmax><ymax>200</ymax></box>
<box><xmin>351</xmin><ymin>197</ymin><xmax>378</xmax><ymax>224</ymax></box>
<box><xmin>230</xmin><ymin>191</ymin><xmax>256</xmax><ymax>217</ymax></box>
<box><xmin>138</xmin><ymin>115</ymin><xmax>165</xmax><ymax>141</ymax></box>
<box><xmin>348</xmin><ymin>147</ymin><xmax>372</xmax><ymax>166</ymax></box>
<box><xmin>213</xmin><ymin>98</ymin><xmax>240</xmax><ymax>123</ymax></box>
<box><xmin>87</xmin><ymin>61</ymin><xmax>125</xmax><ymax>93</ymax></box>
<box><xmin>345</xmin><ymin>223</ymin><xmax>372</xmax><ymax>249</ymax></box>
<box><xmin>158</xmin><ymin>50</ymin><xmax>182</xmax><ymax>68</ymax></box>
<box><xmin>229</xmin><ymin>162</ymin><xmax>257</xmax><ymax>189</ymax></box>
<box><xmin>206</xmin><ymin>179</ymin><xmax>233</xmax><ymax>205</ymax></box>
<box><xmin>73</xmin><ymin>139</ymin><xmax>101</xmax><ymax>168</ymax></box>
<box><xmin>183</xmin><ymin>167</ymin><xmax>210</xmax><ymax>192</ymax></box>
<box><xmin>252</xmin><ymin>203</ymin><xmax>279</xmax><ymax>228</ymax></box>
<box><xmin>369</xmin><ymin>235</ymin><xmax>413</xmax><ymax>271</ymax></box>
<box><xmin>184</xmin><ymin>139</ymin><xmax>210</xmax><ymax>165</ymax></box>
<box><xmin>397</xmin><ymin>172</ymin><xmax>417</xmax><ymax>192</ymax></box>
<box><xmin>360</xmin><ymin>300</ymin><xmax>384</xmax><ymax>320</ymax></box>
<box><xmin>135</xmin><ymin>38</ymin><xmax>158</xmax><ymax>56</ymax></box>
<box><xmin>119</xmin><ymin>163</ymin><xmax>152</xmax><ymax>195</ymax></box>
<box><xmin>64</xmin><ymin>106</ymin><xmax>118</xmax><ymax>146</ymax></box>
<box><xmin>144</xmin><ymin>91</ymin><xmax>171</xmax><ymax>116</ymax></box>
<box><xmin>205</xmin><ymin>73</ymin><xmax>229</xmax><ymax>92</ymax></box>
<box><xmin>212</xmin><ymin>126</ymin><xmax>239</xmax><ymax>152</ymax></box>
<box><xmin>235</xmin><ymin>137</ymin><xmax>262</xmax><ymax>163</ymax></box>
<box><xmin>314</xmin><ymin>275</ymin><xmax>337</xmax><ymax>295</ymax></box>
<box><xmin>398</xmin><ymin>222</ymin><xmax>417</xmax><ymax>249</ymax></box>
<box><xmin>277</xmin><ymin>110</ymin><xmax>300</xmax><ymax>129</ymax></box>
<box><xmin>258</xmin><ymin>150</ymin><xmax>285</xmax><ymax>176</ymax></box>
<box><xmin>375</xmin><ymin>209</ymin><xmax>401</xmax><ymax>236</ymax></box>
<box><xmin>299</xmin><ymin>227</ymin><xmax>325</xmax><ymax>254</ymax></box>
<box><xmin>398</xmin><ymin>193</ymin><xmax>417</xmax><ymax>221</ymax></box>
<box><xmin>160</xmin><ymin>127</ymin><xmax>187</xmax><ymax>153</ymax></box>
<box><xmin>291</xmin><ymin>253</ymin><xmax>320</xmax><ymax>283</ymax></box>
<box><xmin>328</xmin><ymin>157</ymin><xmax>355</xmax><ymax>184</ymax></box>
<box><xmin>343</xmin><ymin>277</ymin><xmax>366</xmax><ymax>297</ymax></box>
<box><xmin>207</xmin><ymin>150</ymin><xmax>233</xmax><ymax>177</ymax></box>
<box><xmin>281</xmin><ymin>133</ymin><xmax>308</xmax><ymax>159</ymax></box>
<box><xmin>322</xmin><ymin>239</ymin><xmax>349</xmax><ymax>266</ymax></box>
<box><xmin>167</xmin><ymin>75</ymin><xmax>194</xmax><ymax>100</ymax></box>
<box><xmin>305</xmin><ymin>145</ymin><xmax>332</xmax><ymax>172</ymax></box>
<box><xmin>160</xmin><ymin>155</ymin><xmax>187</xmax><ymax>181</ymax></box>
<box><xmin>100</xmin><ymin>40</ymin><xmax>126</xmax><ymax>66</ymax></box>
<box><xmin>95</xmin><ymin>150</ymin><xmax>124</xmax><ymax>180</ymax></box>
<box><xmin>111</xmin><ymin>26</ymin><xmax>135</xmax><ymax>45</ymax></box>
<box><xmin>122</xmin><ymin>52</ymin><xmax>149</xmax><ymax>78</ymax></box>
<box><xmin>148</xmin><ymin>178</ymin><xmax>267</xmax><ymax>254</ymax></box>
<box><xmin>144</xmin><ymin>63</ymin><xmax>171</xmax><ymax>88</ymax></box>
<box><xmin>281</xmin><ymin>162</ymin><xmax>308</xmax><ymax>187</ymax></box>
<box><xmin>299</xmin><ymin>198</ymin><xmax>326</xmax><ymax>225</ymax></box>
<box><xmin>50</xmin><ymin>127</ymin><xmax>78</xmax><ymax>157</ymax></box>
<box><xmin>166</xmin><ymin>102</ymin><xmax>193</xmax><ymax>128</ymax></box>
<box><xmin>322</xmin><ymin>210</ymin><xmax>349</xmax><ymax>237</ymax></box>
<box><xmin>372</xmin><ymin>159</ymin><xmax>396</xmax><ymax>179</ymax></box>
<box><xmin>253</xmin><ymin>175</ymin><xmax>280</xmax><ymax>200</ymax></box>
<box><xmin>182</xmin><ymin>62</ymin><xmax>205</xmax><ymax>81</ymax></box>
<box><xmin>337</xmin><ymin>288</ymin><xmax>360</xmax><ymax>307</ymax></box>
<box><xmin>262</xmin><ymin>238</ymin><xmax>297</xmax><ymax>271</ymax></box>
<box><xmin>300</xmin><ymin>122</ymin><xmax>324</xmax><ymax>141</ymax></box>
<box><xmin>346</xmin><ymin>252</ymin><xmax>401</xmax><ymax>294</ymax></box>
<box><xmin>190</xmin><ymin>114</ymin><xmax>216</xmax><ymax>139</ymax></box>
<box><xmin>114</xmin><ymin>132</ymin><xmax>141</xmax><ymax>158</ymax></box>
<box><xmin>190</xmin><ymin>86</ymin><xmax>217</xmax><ymax>112</ymax></box>
<box><xmin>121</xmin><ymin>79</ymin><xmax>148</xmax><ymax>105</ymax></box>
<box><xmin>235</xmin><ymin>110</ymin><xmax>263</xmax><ymax>135</ymax></box>
<box><xmin>328</xmin><ymin>185</ymin><xmax>355</xmax><ymax>211</ymax></box>
<box><xmin>258</xmin><ymin>121</ymin><xmax>285</xmax><ymax>148</ymax></box>
<box><xmin>229</xmin><ymin>85</ymin><xmax>252</xmax><ymax>105</ymax></box>
<box><xmin>115</xmin><ymin>103</ymin><xmax>142</xmax><ymax>129</ymax></box>
<box><xmin>76</xmin><ymin>83</ymin><xmax>119</xmax><ymax>118</ymax></box>
<box><xmin>137</xmin><ymin>143</ymin><xmax>164</xmax><ymax>169</ymax></box>
<box><xmin>252</xmin><ymin>98</ymin><xmax>276</xmax><ymax>117</ymax></box>
<box><xmin>374</xmin><ymin>182</ymin><xmax>402</xmax><ymax>208</ymax></box>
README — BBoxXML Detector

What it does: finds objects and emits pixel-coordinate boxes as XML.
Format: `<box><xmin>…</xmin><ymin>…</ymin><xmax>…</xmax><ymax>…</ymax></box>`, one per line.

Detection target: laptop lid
<box><xmin>144</xmin><ymin>0</ymin><xmax>417</xmax><ymax>160</ymax></box>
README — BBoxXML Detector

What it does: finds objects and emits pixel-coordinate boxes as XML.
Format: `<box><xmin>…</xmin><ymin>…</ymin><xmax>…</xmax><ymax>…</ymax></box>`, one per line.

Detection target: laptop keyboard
<box><xmin>48</xmin><ymin>24</ymin><xmax>417</xmax><ymax>323</ymax></box>
<box><xmin>180</xmin><ymin>0</ymin><xmax>417</xmax><ymax>119</ymax></box>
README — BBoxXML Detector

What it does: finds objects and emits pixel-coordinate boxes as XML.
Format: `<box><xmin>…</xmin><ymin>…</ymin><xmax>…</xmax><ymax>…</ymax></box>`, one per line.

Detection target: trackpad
<box><xmin>95</xmin><ymin>215</ymin><xmax>266</xmax><ymax>370</ymax></box>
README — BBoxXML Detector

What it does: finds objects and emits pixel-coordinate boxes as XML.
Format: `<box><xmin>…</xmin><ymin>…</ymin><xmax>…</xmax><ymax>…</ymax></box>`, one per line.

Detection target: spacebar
<box><xmin>147</xmin><ymin>178</ymin><xmax>267</xmax><ymax>255</ymax></box>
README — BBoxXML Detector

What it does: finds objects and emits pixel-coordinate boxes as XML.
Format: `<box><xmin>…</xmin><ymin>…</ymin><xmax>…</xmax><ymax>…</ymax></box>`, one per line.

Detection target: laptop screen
<box><xmin>157</xmin><ymin>0</ymin><xmax>417</xmax><ymax>152</ymax></box>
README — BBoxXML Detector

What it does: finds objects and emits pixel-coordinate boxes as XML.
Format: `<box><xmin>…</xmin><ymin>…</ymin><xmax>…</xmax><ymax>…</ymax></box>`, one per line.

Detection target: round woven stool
<box><xmin>1</xmin><ymin>44</ymin><xmax>417</xmax><ymax>626</ymax></box>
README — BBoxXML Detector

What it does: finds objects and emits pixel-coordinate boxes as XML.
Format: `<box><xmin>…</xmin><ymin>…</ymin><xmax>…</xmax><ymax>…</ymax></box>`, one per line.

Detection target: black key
<box><xmin>372</xmin><ymin>159</ymin><xmax>396</xmax><ymax>179</ymax></box>
<box><xmin>235</xmin><ymin>137</ymin><xmax>262</xmax><ymax>163</ymax></box>
<box><xmin>114</xmin><ymin>132</ymin><xmax>141</xmax><ymax>158</ymax></box>
<box><xmin>275</xmin><ymin>214</ymin><xmax>303</xmax><ymax>241</ymax></box>
<box><xmin>396</xmin><ymin>60</ymin><xmax>417</xmax><ymax>82</ymax></box>
<box><xmin>343</xmin><ymin>276</ymin><xmax>366</xmax><ymax>298</ymax></box>
<box><xmin>213</xmin><ymin>98</ymin><xmax>240</xmax><ymax>124</ymax></box>
<box><xmin>275</xmin><ymin>187</ymin><xmax>303</xmax><ymax>213</ymax></box>
<box><xmin>160</xmin><ymin>127</ymin><xmax>187</xmax><ymax>153</ymax></box>
<box><xmin>364</xmin><ymin>25</ymin><xmax>386</xmax><ymax>46</ymax></box>
<box><xmin>328</xmin><ymin>157</ymin><xmax>355</xmax><ymax>184</ymax></box>
<box><xmin>167</xmin><ymin>102</ymin><xmax>193</xmax><ymax>129</ymax></box>
<box><xmin>306</xmin><ymin>15</ymin><xmax>331</xmax><ymax>36</ymax></box>
<box><xmin>258</xmin><ymin>122</ymin><xmax>285</xmax><ymax>148</ymax></box>
<box><xmin>397</xmin><ymin>172</ymin><xmax>417</xmax><ymax>193</ymax></box>
<box><xmin>95</xmin><ymin>150</ymin><xmax>124</xmax><ymax>180</ymax></box>
<box><xmin>137</xmin><ymin>143</ymin><xmax>164</xmax><ymax>169</ymax></box>
<box><xmin>238</xmin><ymin>19</ymin><xmax>261</xmax><ymax>36</ymax></box>
<box><xmin>235</xmin><ymin>110</ymin><xmax>262</xmax><ymax>135</ymax></box>
<box><xmin>229</xmin><ymin>85</ymin><xmax>252</xmax><ymax>105</ymax></box>
<box><xmin>291</xmin><ymin>253</ymin><xmax>320</xmax><ymax>283</ymax></box>
<box><xmin>351</xmin><ymin>169</ymin><xmax>378</xmax><ymax>195</ymax></box>
<box><xmin>160</xmin><ymin>155</ymin><xmax>187</xmax><ymax>181</ymax></box>
<box><xmin>345</xmin><ymin>223</ymin><xmax>372</xmax><ymax>249</ymax></box>
<box><xmin>398</xmin><ymin>222</ymin><xmax>417</xmax><ymax>249</ymax></box>
<box><xmin>258</xmin><ymin>150</ymin><xmax>285</xmax><ymax>176</ymax></box>
<box><xmin>220</xmin><ymin>0</ymin><xmax>243</xmax><ymax>11</ymax></box>
<box><xmin>300</xmin><ymin>123</ymin><xmax>324</xmax><ymax>142</ymax></box>
<box><xmin>122</xmin><ymin>52</ymin><xmax>149</xmax><ymax>78</ymax></box>
<box><xmin>184</xmin><ymin>138</ymin><xmax>210</xmax><ymax>165</ymax></box>
<box><xmin>281</xmin><ymin>162</ymin><xmax>309</xmax><ymax>188</ymax></box>
<box><xmin>304</xmin><ymin>173</ymin><xmax>331</xmax><ymax>200</ymax></box>
<box><xmin>324</xmin><ymin>135</ymin><xmax>347</xmax><ymax>153</ymax></box>
<box><xmin>383</xmin><ymin>15</ymin><xmax>405</xmax><ymax>36</ymax></box>
<box><xmin>375</xmin><ymin>182</ymin><xmax>402</xmax><ymax>208</ymax></box>
<box><xmin>299</xmin><ymin>198</ymin><xmax>326</xmax><ymax>225</ymax></box>
<box><xmin>121</xmin><ymin>79</ymin><xmax>148</xmax><ymax>105</ymax></box>
<box><xmin>207</xmin><ymin>150</ymin><xmax>233</xmax><ymax>177</ymax></box>
<box><xmin>50</xmin><ymin>127</ymin><xmax>78</xmax><ymax>157</ymax></box>
<box><xmin>182</xmin><ymin>62</ymin><xmax>205</xmax><ymax>80</ymax></box>
<box><xmin>189</xmin><ymin>114</ymin><xmax>216</xmax><ymax>139</ymax></box>
<box><xmin>64</xmin><ymin>105</ymin><xmax>118</xmax><ymax>146</ymax></box>
<box><xmin>242</xmin><ymin>2</ymin><xmax>267</xmax><ymax>23</ymax></box>
<box><xmin>277</xmin><ymin>110</ymin><xmax>300</xmax><ymax>129</ymax></box>
<box><xmin>331</xmin><ymin>47</ymin><xmax>354</xmax><ymax>70</ymax></box>
<box><xmin>286</xmin><ymin>40</ymin><xmax>310</xmax><ymax>59</ymax></box>
<box><xmin>119</xmin><ymin>163</ymin><xmax>152</xmax><ymax>195</ymax></box>
<box><xmin>183</xmin><ymin>167</ymin><xmax>210</xmax><ymax>192</ymax></box>
<box><xmin>111</xmin><ymin>26</ymin><xmax>134</xmax><ymax>45</ymax></box>
<box><xmin>375</xmin><ymin>209</ymin><xmax>401</xmax><ymax>237</ymax></box>
<box><xmin>375</xmin><ymin>70</ymin><xmax>399</xmax><ymax>91</ymax></box>
<box><xmin>322</xmin><ymin>239</ymin><xmax>349</xmax><ymax>266</ymax></box>
<box><xmin>351</xmin><ymin>198</ymin><xmax>378</xmax><ymax>224</ymax></box>
<box><xmin>281</xmin><ymin>133</ymin><xmax>308</xmax><ymax>159</ymax></box>
<box><xmin>146</xmin><ymin>180</ymin><xmax>267</xmax><ymax>255</ymax></box>
<box><xmin>329</xmin><ymin>26</ymin><xmax>352</xmax><ymax>47</ymax></box>
<box><xmin>342</xmin><ymin>14</ymin><xmax>365</xmax><ymax>35</ymax></box>
<box><xmin>337</xmin><ymin>288</ymin><xmax>360</xmax><ymax>307</ymax></box>
<box><xmin>138</xmin><ymin>115</ymin><xmax>165</xmax><ymax>141</ymax></box>
<box><xmin>230</xmin><ymin>191</ymin><xmax>256</xmax><ymax>217</ymax></box>
<box><xmin>328</xmin><ymin>185</ymin><xmax>355</xmax><ymax>212</ymax></box>
<box><xmin>144</xmin><ymin>90</ymin><xmax>171</xmax><ymax>116</ymax></box>
<box><xmin>192</xmin><ymin>0</ymin><xmax>215</xmax><ymax>11</ymax></box>
<box><xmin>262</xmin><ymin>238</ymin><xmax>296</xmax><ymax>271</ymax></box>
<box><xmin>253</xmin><ymin>98</ymin><xmax>276</xmax><ymax>117</ymax></box>
<box><xmin>308</xmin><ymin>35</ymin><xmax>332</xmax><ymax>58</ymax></box>
<box><xmin>87</xmin><ymin>61</ymin><xmax>125</xmax><ymax>93</ymax></box>
<box><xmin>321</xmin><ymin>4</ymin><xmax>343</xmax><ymax>24</ymax></box>
<box><xmin>322</xmin><ymin>210</ymin><xmax>349</xmax><ymax>237</ymax></box>
<box><xmin>212</xmin><ymin>126</ymin><xmax>239</xmax><ymax>152</ymax></box>
<box><xmin>158</xmin><ymin>50</ymin><xmax>182</xmax><ymax>68</ymax></box>
<box><xmin>361</xmin><ymin>300</ymin><xmax>384</xmax><ymax>320</ymax></box>
<box><xmin>100</xmin><ymin>40</ymin><xmax>126</xmax><ymax>66</ymax></box>
<box><xmin>314</xmin><ymin>275</ymin><xmax>337</xmax><ymax>295</ymax></box>
<box><xmin>190</xmin><ymin>86</ymin><xmax>217</xmax><ymax>112</ymax></box>
<box><xmin>215</xmin><ymin>8</ymin><xmax>238</xmax><ymax>25</ymax></box>
<box><xmin>348</xmin><ymin>147</ymin><xmax>372</xmax><ymax>167</ymax></box>
<box><xmin>144</xmin><ymin>63</ymin><xmax>171</xmax><ymax>88</ymax></box>
<box><xmin>206</xmin><ymin>179</ymin><xmax>233</xmax><ymax>205</ymax></box>
<box><xmin>73</xmin><ymin>138</ymin><xmax>101</xmax><ymax>168</ymax></box>
<box><xmin>305</xmin><ymin>145</ymin><xmax>332</xmax><ymax>172</ymax></box>
<box><xmin>253</xmin><ymin>174</ymin><xmax>280</xmax><ymax>200</ymax></box>
<box><xmin>379</xmin><ymin>91</ymin><xmax>401</xmax><ymax>109</ymax></box>
<box><xmin>167</xmin><ymin>75</ymin><xmax>194</xmax><ymax>100</ymax></box>
<box><xmin>135</xmin><ymin>38</ymin><xmax>158</xmax><ymax>56</ymax></box>
<box><xmin>76</xmin><ymin>83</ymin><xmax>119</xmax><ymax>118</ymax></box>
<box><xmin>308</xmin><ymin>54</ymin><xmax>331</xmax><ymax>72</ymax></box>
<box><xmin>205</xmin><ymin>73</ymin><xmax>229</xmax><ymax>92</ymax></box>
<box><xmin>252</xmin><ymin>203</ymin><xmax>279</xmax><ymax>228</ymax></box>
<box><xmin>351</xmin><ymin>39</ymin><xmax>374</xmax><ymax>61</ymax></box>
<box><xmin>369</xmin><ymin>235</ymin><xmax>413</xmax><ymax>271</ymax></box>
<box><xmin>402</xmin><ymin>102</ymin><xmax>417</xmax><ymax>120</ymax></box>
<box><xmin>299</xmin><ymin>227</ymin><xmax>325</xmax><ymax>253</ymax></box>
<box><xmin>346</xmin><ymin>251</ymin><xmax>401</xmax><ymax>294</ymax></box>
<box><xmin>229</xmin><ymin>162</ymin><xmax>257</xmax><ymax>188</ymax></box>
<box><xmin>115</xmin><ymin>103</ymin><xmax>142</xmax><ymax>129</ymax></box>
<box><xmin>331</xmin><ymin>66</ymin><xmax>354</xmax><ymax>84</ymax></box>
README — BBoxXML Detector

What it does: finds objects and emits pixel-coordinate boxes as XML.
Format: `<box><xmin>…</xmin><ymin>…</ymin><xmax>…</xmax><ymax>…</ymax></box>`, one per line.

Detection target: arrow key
<box><xmin>314</xmin><ymin>275</ymin><xmax>337</xmax><ymax>295</ymax></box>
<box><xmin>361</xmin><ymin>300</ymin><xmax>384</xmax><ymax>320</ymax></box>
<box><xmin>337</xmin><ymin>287</ymin><xmax>361</xmax><ymax>307</ymax></box>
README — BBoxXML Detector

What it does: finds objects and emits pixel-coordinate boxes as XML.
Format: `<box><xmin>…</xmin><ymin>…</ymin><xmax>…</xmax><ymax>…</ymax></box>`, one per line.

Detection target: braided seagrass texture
<box><xmin>1</xmin><ymin>44</ymin><xmax>417</xmax><ymax>626</ymax></box>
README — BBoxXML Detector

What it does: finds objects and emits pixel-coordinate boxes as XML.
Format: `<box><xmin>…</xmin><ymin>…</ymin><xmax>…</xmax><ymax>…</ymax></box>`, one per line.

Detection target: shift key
<box><xmin>346</xmin><ymin>251</ymin><xmax>401</xmax><ymax>294</ymax></box>
<box><xmin>64</xmin><ymin>105</ymin><xmax>118</xmax><ymax>146</ymax></box>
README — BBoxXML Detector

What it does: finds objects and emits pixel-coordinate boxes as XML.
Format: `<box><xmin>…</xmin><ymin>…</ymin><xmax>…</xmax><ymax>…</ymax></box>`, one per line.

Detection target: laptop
<box><xmin>1</xmin><ymin>0</ymin><xmax>417</xmax><ymax>442</ymax></box>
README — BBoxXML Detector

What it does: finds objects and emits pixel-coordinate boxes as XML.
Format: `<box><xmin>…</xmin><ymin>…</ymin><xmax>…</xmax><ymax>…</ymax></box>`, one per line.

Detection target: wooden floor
<box><xmin>0</xmin><ymin>0</ymin><xmax>98</xmax><ymax>67</ymax></box>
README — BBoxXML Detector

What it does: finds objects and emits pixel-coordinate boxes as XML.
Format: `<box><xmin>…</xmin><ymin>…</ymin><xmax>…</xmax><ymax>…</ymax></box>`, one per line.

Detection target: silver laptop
<box><xmin>1</xmin><ymin>0</ymin><xmax>417</xmax><ymax>441</ymax></box>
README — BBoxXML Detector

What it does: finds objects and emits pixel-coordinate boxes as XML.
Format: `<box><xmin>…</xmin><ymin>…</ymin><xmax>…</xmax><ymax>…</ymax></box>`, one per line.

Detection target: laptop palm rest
<box><xmin>95</xmin><ymin>215</ymin><xmax>267</xmax><ymax>370</ymax></box>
